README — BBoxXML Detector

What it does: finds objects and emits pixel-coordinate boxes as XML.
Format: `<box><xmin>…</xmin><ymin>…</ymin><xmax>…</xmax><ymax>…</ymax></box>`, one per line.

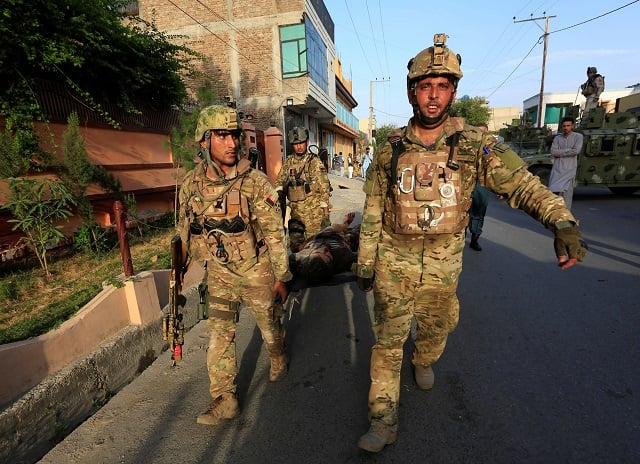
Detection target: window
<box><xmin>544</xmin><ymin>104</ymin><xmax>572</xmax><ymax>125</ymax></box>
<box><xmin>280</xmin><ymin>24</ymin><xmax>307</xmax><ymax>78</ymax></box>
<box><xmin>305</xmin><ymin>20</ymin><xmax>328</xmax><ymax>93</ymax></box>
<box><xmin>279</xmin><ymin>21</ymin><xmax>328</xmax><ymax>93</ymax></box>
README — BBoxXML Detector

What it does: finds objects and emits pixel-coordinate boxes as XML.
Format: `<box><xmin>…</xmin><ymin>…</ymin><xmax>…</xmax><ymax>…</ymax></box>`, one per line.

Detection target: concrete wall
<box><xmin>0</xmin><ymin>266</ymin><xmax>204</xmax><ymax>464</ymax></box>
<box><xmin>488</xmin><ymin>106</ymin><xmax>522</xmax><ymax>132</ymax></box>
<box><xmin>0</xmin><ymin>272</ymin><xmax>158</xmax><ymax>406</ymax></box>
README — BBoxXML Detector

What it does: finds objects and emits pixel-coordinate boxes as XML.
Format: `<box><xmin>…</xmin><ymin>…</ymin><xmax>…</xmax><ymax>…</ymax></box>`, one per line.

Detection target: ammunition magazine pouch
<box><xmin>209</xmin><ymin>295</ymin><xmax>241</xmax><ymax>322</ymax></box>
<box><xmin>285</xmin><ymin>155</ymin><xmax>314</xmax><ymax>202</ymax></box>
<box><xmin>287</xmin><ymin>183</ymin><xmax>311</xmax><ymax>202</ymax></box>
<box><xmin>192</xmin><ymin>227</ymin><xmax>262</xmax><ymax>265</ymax></box>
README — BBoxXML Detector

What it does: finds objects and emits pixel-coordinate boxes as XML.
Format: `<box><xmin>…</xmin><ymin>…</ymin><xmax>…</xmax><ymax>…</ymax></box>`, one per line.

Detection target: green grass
<box><xmin>0</xmin><ymin>222</ymin><xmax>175</xmax><ymax>345</ymax></box>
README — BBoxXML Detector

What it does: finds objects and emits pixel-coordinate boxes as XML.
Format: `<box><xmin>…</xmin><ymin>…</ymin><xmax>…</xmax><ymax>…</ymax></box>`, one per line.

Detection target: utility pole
<box><xmin>514</xmin><ymin>14</ymin><xmax>556</xmax><ymax>127</ymax></box>
<box><xmin>368</xmin><ymin>78</ymin><xmax>390</xmax><ymax>142</ymax></box>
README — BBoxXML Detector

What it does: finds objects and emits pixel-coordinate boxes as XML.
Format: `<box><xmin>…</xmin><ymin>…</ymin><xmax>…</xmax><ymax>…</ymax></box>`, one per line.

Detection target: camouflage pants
<box><xmin>583</xmin><ymin>96</ymin><xmax>599</xmax><ymax>119</ymax></box>
<box><xmin>288</xmin><ymin>205</ymin><xmax>329</xmax><ymax>252</ymax></box>
<box><xmin>368</xmin><ymin>230</ymin><xmax>464</xmax><ymax>426</ymax></box>
<box><xmin>205</xmin><ymin>255</ymin><xmax>285</xmax><ymax>399</ymax></box>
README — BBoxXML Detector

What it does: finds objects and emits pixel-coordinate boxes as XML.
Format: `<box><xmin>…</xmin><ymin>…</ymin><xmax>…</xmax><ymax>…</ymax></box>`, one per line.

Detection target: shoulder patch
<box><xmin>490</xmin><ymin>143</ymin><xmax>526</xmax><ymax>170</ymax></box>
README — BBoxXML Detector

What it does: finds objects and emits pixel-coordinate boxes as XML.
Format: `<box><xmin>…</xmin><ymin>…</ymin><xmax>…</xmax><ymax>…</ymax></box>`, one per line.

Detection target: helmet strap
<box><xmin>200</xmin><ymin>131</ymin><xmax>228</xmax><ymax>181</ymax></box>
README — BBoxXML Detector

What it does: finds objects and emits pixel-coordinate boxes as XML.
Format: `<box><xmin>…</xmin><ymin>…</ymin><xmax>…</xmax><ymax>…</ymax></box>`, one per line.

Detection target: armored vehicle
<box><xmin>500</xmin><ymin>106</ymin><xmax>640</xmax><ymax>195</ymax></box>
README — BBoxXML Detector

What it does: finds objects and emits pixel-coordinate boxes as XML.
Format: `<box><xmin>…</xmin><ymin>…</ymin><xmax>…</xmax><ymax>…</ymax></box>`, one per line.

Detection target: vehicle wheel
<box><xmin>608</xmin><ymin>186</ymin><xmax>639</xmax><ymax>195</ymax></box>
<box><xmin>529</xmin><ymin>166</ymin><xmax>551</xmax><ymax>186</ymax></box>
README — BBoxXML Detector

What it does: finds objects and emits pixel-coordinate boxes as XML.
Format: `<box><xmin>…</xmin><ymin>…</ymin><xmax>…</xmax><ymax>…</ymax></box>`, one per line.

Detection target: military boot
<box><xmin>470</xmin><ymin>233</ymin><xmax>482</xmax><ymax>251</ymax></box>
<box><xmin>414</xmin><ymin>365</ymin><xmax>435</xmax><ymax>390</ymax></box>
<box><xmin>357</xmin><ymin>420</ymin><xmax>398</xmax><ymax>453</ymax></box>
<box><xmin>269</xmin><ymin>353</ymin><xmax>288</xmax><ymax>382</ymax></box>
<box><xmin>196</xmin><ymin>393</ymin><xmax>240</xmax><ymax>425</ymax></box>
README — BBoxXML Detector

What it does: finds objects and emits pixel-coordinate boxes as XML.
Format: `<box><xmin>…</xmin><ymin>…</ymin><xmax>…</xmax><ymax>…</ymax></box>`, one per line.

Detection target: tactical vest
<box><xmin>188</xmin><ymin>160</ymin><xmax>263</xmax><ymax>265</ymax></box>
<box><xmin>383</xmin><ymin>133</ymin><xmax>470</xmax><ymax>235</ymax></box>
<box><xmin>583</xmin><ymin>74</ymin><xmax>603</xmax><ymax>96</ymax></box>
<box><xmin>285</xmin><ymin>155</ymin><xmax>313</xmax><ymax>202</ymax></box>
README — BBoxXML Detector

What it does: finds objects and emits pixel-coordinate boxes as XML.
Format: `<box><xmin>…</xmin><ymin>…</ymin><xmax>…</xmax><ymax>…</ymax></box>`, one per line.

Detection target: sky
<box><xmin>323</xmin><ymin>0</ymin><xmax>640</xmax><ymax>127</ymax></box>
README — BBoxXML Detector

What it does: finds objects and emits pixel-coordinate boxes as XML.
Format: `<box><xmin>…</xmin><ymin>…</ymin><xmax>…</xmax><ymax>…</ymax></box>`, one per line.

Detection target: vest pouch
<box><xmin>288</xmin><ymin>185</ymin><xmax>307</xmax><ymax>202</ymax></box>
<box><xmin>194</xmin><ymin>227</ymin><xmax>257</xmax><ymax>265</ymax></box>
<box><xmin>414</xmin><ymin>162</ymin><xmax>439</xmax><ymax>201</ymax></box>
<box><xmin>217</xmin><ymin>228</ymin><xmax>258</xmax><ymax>263</ymax></box>
<box><xmin>383</xmin><ymin>197</ymin><xmax>417</xmax><ymax>232</ymax></box>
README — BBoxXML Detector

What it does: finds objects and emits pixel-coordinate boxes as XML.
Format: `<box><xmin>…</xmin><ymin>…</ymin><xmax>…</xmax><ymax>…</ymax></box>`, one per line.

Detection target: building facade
<box><xmin>523</xmin><ymin>86</ymin><xmax>640</xmax><ymax>132</ymax></box>
<box><xmin>136</xmin><ymin>0</ymin><xmax>359</xmax><ymax>161</ymax></box>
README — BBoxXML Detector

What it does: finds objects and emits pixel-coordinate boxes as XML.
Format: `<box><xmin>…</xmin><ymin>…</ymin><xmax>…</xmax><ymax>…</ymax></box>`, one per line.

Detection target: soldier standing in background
<box><xmin>580</xmin><ymin>66</ymin><xmax>605</xmax><ymax>119</ymax></box>
<box><xmin>177</xmin><ymin>104</ymin><xmax>292</xmax><ymax>426</ymax></box>
<box><xmin>468</xmin><ymin>122</ymin><xmax>491</xmax><ymax>251</ymax></box>
<box><xmin>275</xmin><ymin>127</ymin><xmax>331</xmax><ymax>252</ymax></box>
<box><xmin>353</xmin><ymin>33</ymin><xmax>588</xmax><ymax>452</ymax></box>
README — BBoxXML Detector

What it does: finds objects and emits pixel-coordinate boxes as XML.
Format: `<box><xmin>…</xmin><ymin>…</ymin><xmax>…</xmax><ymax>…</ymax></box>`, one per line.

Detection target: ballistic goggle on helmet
<box><xmin>406</xmin><ymin>33</ymin><xmax>463</xmax><ymax>91</ymax></box>
<box><xmin>194</xmin><ymin>105</ymin><xmax>241</xmax><ymax>142</ymax></box>
<box><xmin>288</xmin><ymin>126</ymin><xmax>309</xmax><ymax>144</ymax></box>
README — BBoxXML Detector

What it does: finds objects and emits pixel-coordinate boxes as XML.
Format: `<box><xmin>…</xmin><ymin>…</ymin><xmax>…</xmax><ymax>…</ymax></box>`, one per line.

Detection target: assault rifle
<box><xmin>163</xmin><ymin>235</ymin><xmax>186</xmax><ymax>364</ymax></box>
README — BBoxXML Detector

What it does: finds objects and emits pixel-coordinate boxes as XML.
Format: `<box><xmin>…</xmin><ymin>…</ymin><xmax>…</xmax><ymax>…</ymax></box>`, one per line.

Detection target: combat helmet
<box><xmin>406</xmin><ymin>33</ymin><xmax>463</xmax><ymax>91</ymax></box>
<box><xmin>587</xmin><ymin>66</ymin><xmax>597</xmax><ymax>74</ymax></box>
<box><xmin>406</xmin><ymin>34</ymin><xmax>462</xmax><ymax>128</ymax></box>
<box><xmin>194</xmin><ymin>104</ymin><xmax>241</xmax><ymax>142</ymax></box>
<box><xmin>194</xmin><ymin>102</ymin><xmax>242</xmax><ymax>175</ymax></box>
<box><xmin>288</xmin><ymin>126</ymin><xmax>309</xmax><ymax>144</ymax></box>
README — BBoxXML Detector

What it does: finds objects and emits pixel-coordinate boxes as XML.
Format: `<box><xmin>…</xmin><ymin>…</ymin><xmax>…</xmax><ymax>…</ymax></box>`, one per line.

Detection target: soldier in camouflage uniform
<box><xmin>581</xmin><ymin>66</ymin><xmax>605</xmax><ymax>120</ymax></box>
<box><xmin>177</xmin><ymin>104</ymin><xmax>292</xmax><ymax>426</ymax></box>
<box><xmin>353</xmin><ymin>34</ymin><xmax>588</xmax><ymax>452</ymax></box>
<box><xmin>275</xmin><ymin>127</ymin><xmax>331</xmax><ymax>252</ymax></box>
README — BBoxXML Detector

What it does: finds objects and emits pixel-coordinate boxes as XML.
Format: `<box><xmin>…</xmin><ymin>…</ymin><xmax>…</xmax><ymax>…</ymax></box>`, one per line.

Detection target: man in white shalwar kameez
<box><xmin>549</xmin><ymin>117</ymin><xmax>583</xmax><ymax>210</ymax></box>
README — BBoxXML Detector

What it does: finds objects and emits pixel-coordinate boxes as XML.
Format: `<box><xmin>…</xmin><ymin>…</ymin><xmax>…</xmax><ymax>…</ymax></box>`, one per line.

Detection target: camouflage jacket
<box><xmin>581</xmin><ymin>74</ymin><xmax>605</xmax><ymax>98</ymax></box>
<box><xmin>275</xmin><ymin>151</ymin><xmax>331</xmax><ymax>210</ymax></box>
<box><xmin>356</xmin><ymin>117</ymin><xmax>578</xmax><ymax>278</ymax></box>
<box><xmin>177</xmin><ymin>161</ymin><xmax>292</xmax><ymax>282</ymax></box>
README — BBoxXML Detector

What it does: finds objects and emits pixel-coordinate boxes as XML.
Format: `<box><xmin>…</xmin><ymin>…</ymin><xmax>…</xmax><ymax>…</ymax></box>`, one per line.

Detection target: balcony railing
<box><xmin>336</xmin><ymin>102</ymin><xmax>359</xmax><ymax>133</ymax></box>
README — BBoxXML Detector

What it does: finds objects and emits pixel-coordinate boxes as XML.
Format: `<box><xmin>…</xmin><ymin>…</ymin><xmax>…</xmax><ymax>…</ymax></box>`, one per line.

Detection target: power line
<box><xmin>193</xmin><ymin>0</ymin><xmax>247</xmax><ymax>38</ymax></box>
<box><xmin>364</xmin><ymin>0</ymin><xmax>384</xmax><ymax>77</ymax></box>
<box><xmin>549</xmin><ymin>0</ymin><xmax>639</xmax><ymax>35</ymax></box>
<box><xmin>377</xmin><ymin>0</ymin><xmax>391</xmax><ymax>79</ymax></box>
<box><xmin>166</xmin><ymin>0</ymin><xmax>299</xmax><ymax>95</ymax></box>
<box><xmin>343</xmin><ymin>0</ymin><xmax>375</xmax><ymax>75</ymax></box>
<box><xmin>486</xmin><ymin>1</ymin><xmax>638</xmax><ymax>102</ymax></box>
<box><xmin>486</xmin><ymin>38</ymin><xmax>540</xmax><ymax>99</ymax></box>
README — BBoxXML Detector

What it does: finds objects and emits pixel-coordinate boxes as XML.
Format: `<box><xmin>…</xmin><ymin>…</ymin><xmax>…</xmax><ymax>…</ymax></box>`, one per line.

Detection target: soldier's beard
<box><xmin>412</xmin><ymin>98</ymin><xmax>453</xmax><ymax>129</ymax></box>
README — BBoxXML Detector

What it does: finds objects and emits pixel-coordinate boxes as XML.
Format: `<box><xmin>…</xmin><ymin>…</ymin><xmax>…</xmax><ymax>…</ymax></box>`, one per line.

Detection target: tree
<box><xmin>58</xmin><ymin>113</ymin><xmax>121</xmax><ymax>252</ymax></box>
<box><xmin>0</xmin><ymin>124</ymin><xmax>32</xmax><ymax>178</ymax></box>
<box><xmin>2</xmin><ymin>178</ymin><xmax>75</xmax><ymax>276</ymax></box>
<box><xmin>450</xmin><ymin>96</ymin><xmax>492</xmax><ymax>126</ymax></box>
<box><xmin>169</xmin><ymin>84</ymin><xmax>220</xmax><ymax>171</ymax></box>
<box><xmin>0</xmin><ymin>0</ymin><xmax>201</xmax><ymax>170</ymax></box>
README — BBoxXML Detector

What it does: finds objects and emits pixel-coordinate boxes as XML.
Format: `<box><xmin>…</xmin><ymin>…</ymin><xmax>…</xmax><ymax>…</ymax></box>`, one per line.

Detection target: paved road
<box><xmin>40</xmin><ymin>185</ymin><xmax>640</xmax><ymax>464</ymax></box>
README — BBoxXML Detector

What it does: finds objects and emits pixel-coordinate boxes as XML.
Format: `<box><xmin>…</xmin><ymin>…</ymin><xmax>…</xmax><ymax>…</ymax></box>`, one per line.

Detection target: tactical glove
<box><xmin>356</xmin><ymin>276</ymin><xmax>375</xmax><ymax>292</ymax></box>
<box><xmin>553</xmin><ymin>226</ymin><xmax>588</xmax><ymax>270</ymax></box>
<box><xmin>352</xmin><ymin>263</ymin><xmax>374</xmax><ymax>292</ymax></box>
